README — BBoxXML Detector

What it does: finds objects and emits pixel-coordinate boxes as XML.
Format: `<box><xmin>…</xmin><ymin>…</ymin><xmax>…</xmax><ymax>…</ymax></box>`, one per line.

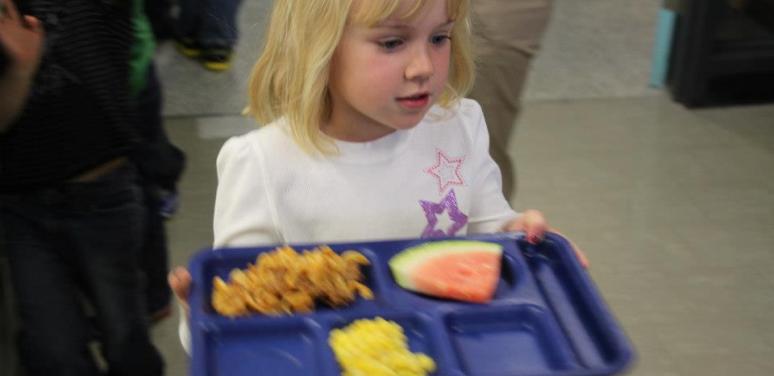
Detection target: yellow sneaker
<box><xmin>201</xmin><ymin>48</ymin><xmax>233</xmax><ymax>72</ymax></box>
<box><xmin>175</xmin><ymin>38</ymin><xmax>202</xmax><ymax>59</ymax></box>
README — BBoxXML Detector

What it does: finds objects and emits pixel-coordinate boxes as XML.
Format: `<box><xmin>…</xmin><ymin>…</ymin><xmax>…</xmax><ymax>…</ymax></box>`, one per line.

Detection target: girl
<box><xmin>170</xmin><ymin>0</ymin><xmax>576</xmax><ymax>350</ymax></box>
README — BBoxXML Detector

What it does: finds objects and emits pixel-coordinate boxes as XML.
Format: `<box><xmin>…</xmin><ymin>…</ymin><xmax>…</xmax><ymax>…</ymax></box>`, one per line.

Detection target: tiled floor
<box><xmin>511</xmin><ymin>96</ymin><xmax>774</xmax><ymax>376</ymax></box>
<box><xmin>149</xmin><ymin>94</ymin><xmax>774</xmax><ymax>376</ymax></box>
<box><xmin>523</xmin><ymin>0</ymin><xmax>662</xmax><ymax>101</ymax></box>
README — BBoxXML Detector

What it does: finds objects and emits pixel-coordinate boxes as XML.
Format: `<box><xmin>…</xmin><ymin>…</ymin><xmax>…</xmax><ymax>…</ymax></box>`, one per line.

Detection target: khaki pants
<box><xmin>470</xmin><ymin>0</ymin><xmax>553</xmax><ymax>199</ymax></box>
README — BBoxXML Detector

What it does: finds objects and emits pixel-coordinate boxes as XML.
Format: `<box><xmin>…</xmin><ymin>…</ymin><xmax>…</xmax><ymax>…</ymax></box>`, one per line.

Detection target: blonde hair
<box><xmin>246</xmin><ymin>0</ymin><xmax>474</xmax><ymax>154</ymax></box>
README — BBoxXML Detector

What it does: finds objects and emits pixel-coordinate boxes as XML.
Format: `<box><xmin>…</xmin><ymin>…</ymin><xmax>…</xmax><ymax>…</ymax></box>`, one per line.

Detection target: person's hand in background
<box><xmin>0</xmin><ymin>0</ymin><xmax>44</xmax><ymax>130</ymax></box>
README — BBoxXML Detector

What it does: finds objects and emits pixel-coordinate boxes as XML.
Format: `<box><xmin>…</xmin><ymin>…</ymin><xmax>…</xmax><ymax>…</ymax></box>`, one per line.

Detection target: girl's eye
<box><xmin>379</xmin><ymin>39</ymin><xmax>404</xmax><ymax>51</ymax></box>
<box><xmin>431</xmin><ymin>35</ymin><xmax>451</xmax><ymax>46</ymax></box>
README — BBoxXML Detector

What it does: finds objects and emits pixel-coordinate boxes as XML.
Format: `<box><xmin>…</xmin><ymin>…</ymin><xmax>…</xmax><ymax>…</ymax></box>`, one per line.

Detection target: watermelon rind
<box><xmin>389</xmin><ymin>240</ymin><xmax>503</xmax><ymax>290</ymax></box>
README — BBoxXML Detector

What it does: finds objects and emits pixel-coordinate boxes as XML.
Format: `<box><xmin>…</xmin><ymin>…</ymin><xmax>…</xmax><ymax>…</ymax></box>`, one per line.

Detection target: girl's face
<box><xmin>325</xmin><ymin>0</ymin><xmax>453</xmax><ymax>142</ymax></box>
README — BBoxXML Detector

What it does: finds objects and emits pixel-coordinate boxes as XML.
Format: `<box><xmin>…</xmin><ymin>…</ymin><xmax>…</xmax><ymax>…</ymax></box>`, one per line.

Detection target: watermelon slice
<box><xmin>389</xmin><ymin>241</ymin><xmax>503</xmax><ymax>303</ymax></box>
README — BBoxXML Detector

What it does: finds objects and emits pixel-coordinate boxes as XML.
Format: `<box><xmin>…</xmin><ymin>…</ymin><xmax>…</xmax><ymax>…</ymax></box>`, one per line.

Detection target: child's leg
<box><xmin>196</xmin><ymin>0</ymin><xmax>244</xmax><ymax>70</ymax></box>
<box><xmin>1</xmin><ymin>195</ymin><xmax>101</xmax><ymax>376</ymax></box>
<box><xmin>175</xmin><ymin>0</ymin><xmax>205</xmax><ymax>56</ymax></box>
<box><xmin>198</xmin><ymin>0</ymin><xmax>242</xmax><ymax>48</ymax></box>
<box><xmin>144</xmin><ymin>0</ymin><xmax>175</xmax><ymax>41</ymax></box>
<box><xmin>65</xmin><ymin>166</ymin><xmax>164</xmax><ymax>376</ymax></box>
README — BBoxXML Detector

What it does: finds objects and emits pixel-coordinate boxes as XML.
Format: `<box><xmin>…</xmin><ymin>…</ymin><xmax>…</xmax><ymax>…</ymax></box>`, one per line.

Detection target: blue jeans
<box><xmin>0</xmin><ymin>165</ymin><xmax>164</xmax><ymax>376</ymax></box>
<box><xmin>177</xmin><ymin>0</ymin><xmax>243</xmax><ymax>48</ymax></box>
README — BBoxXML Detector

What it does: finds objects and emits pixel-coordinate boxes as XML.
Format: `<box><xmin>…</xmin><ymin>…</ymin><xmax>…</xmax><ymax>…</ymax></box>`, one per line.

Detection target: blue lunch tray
<box><xmin>188</xmin><ymin>233</ymin><xmax>635</xmax><ymax>376</ymax></box>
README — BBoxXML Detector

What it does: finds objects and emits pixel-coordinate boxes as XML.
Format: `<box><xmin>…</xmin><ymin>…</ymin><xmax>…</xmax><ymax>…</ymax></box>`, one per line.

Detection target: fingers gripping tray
<box><xmin>188</xmin><ymin>233</ymin><xmax>635</xmax><ymax>376</ymax></box>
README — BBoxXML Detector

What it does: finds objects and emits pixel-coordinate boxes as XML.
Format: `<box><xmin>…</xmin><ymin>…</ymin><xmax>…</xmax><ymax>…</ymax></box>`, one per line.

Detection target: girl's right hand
<box><xmin>168</xmin><ymin>267</ymin><xmax>192</xmax><ymax>314</ymax></box>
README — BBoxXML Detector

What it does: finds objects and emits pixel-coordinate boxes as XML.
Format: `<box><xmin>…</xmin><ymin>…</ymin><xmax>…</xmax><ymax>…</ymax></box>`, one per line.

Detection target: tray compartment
<box><xmin>379</xmin><ymin>238</ymin><xmax>540</xmax><ymax>309</ymax></box>
<box><xmin>444</xmin><ymin>305</ymin><xmax>578</xmax><ymax>376</ymax></box>
<box><xmin>192</xmin><ymin>245</ymin><xmax>388</xmax><ymax>318</ymax></box>
<box><xmin>519</xmin><ymin>234</ymin><xmax>634</xmax><ymax>373</ymax></box>
<box><xmin>318</xmin><ymin>311</ymin><xmax>458</xmax><ymax>376</ymax></box>
<box><xmin>194</xmin><ymin>318</ymin><xmax>324</xmax><ymax>376</ymax></box>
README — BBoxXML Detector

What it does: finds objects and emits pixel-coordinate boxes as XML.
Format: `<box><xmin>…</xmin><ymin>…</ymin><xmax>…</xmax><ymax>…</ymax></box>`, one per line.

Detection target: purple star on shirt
<box><xmin>420</xmin><ymin>189</ymin><xmax>468</xmax><ymax>238</ymax></box>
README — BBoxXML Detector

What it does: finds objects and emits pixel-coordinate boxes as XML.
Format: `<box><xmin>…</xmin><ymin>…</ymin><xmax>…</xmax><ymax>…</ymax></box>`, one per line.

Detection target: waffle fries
<box><xmin>212</xmin><ymin>245</ymin><xmax>373</xmax><ymax>316</ymax></box>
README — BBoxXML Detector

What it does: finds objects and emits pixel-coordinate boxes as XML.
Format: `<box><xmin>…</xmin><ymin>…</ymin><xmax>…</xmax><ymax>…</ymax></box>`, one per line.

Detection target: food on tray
<box><xmin>329</xmin><ymin>317</ymin><xmax>436</xmax><ymax>376</ymax></box>
<box><xmin>211</xmin><ymin>245</ymin><xmax>373</xmax><ymax>316</ymax></box>
<box><xmin>389</xmin><ymin>240</ymin><xmax>503</xmax><ymax>303</ymax></box>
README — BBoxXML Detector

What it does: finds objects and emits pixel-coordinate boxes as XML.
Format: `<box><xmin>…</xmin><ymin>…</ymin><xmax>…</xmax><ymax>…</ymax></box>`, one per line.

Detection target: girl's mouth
<box><xmin>397</xmin><ymin>93</ymin><xmax>430</xmax><ymax>109</ymax></box>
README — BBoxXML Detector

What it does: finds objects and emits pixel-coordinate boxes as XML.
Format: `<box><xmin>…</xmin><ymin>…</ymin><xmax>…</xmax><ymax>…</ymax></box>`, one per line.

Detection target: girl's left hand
<box><xmin>503</xmin><ymin>210</ymin><xmax>590</xmax><ymax>268</ymax></box>
<box><xmin>502</xmin><ymin>209</ymin><xmax>547</xmax><ymax>244</ymax></box>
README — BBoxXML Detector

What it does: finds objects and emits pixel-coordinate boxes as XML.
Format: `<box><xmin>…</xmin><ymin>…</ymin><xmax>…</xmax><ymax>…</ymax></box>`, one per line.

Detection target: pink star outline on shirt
<box><xmin>420</xmin><ymin>189</ymin><xmax>468</xmax><ymax>238</ymax></box>
<box><xmin>425</xmin><ymin>149</ymin><xmax>465</xmax><ymax>194</ymax></box>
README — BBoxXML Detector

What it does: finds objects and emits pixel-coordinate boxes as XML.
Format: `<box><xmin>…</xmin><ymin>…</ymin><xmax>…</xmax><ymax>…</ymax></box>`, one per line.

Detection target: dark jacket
<box><xmin>0</xmin><ymin>0</ymin><xmax>138</xmax><ymax>192</ymax></box>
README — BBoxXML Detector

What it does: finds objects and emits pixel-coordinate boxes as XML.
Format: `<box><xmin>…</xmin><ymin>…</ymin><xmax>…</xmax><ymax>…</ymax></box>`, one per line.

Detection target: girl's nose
<box><xmin>405</xmin><ymin>45</ymin><xmax>434</xmax><ymax>82</ymax></box>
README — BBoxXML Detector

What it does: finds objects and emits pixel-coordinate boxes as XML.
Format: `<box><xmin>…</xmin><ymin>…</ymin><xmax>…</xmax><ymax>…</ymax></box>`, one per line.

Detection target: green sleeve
<box><xmin>129</xmin><ymin>0</ymin><xmax>156</xmax><ymax>97</ymax></box>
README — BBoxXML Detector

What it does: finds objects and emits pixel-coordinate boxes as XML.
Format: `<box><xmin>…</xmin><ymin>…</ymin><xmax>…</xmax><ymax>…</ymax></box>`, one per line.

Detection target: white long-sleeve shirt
<box><xmin>213</xmin><ymin>98</ymin><xmax>518</xmax><ymax>247</ymax></box>
<box><xmin>181</xmin><ymin>98</ymin><xmax>520</xmax><ymax>352</ymax></box>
